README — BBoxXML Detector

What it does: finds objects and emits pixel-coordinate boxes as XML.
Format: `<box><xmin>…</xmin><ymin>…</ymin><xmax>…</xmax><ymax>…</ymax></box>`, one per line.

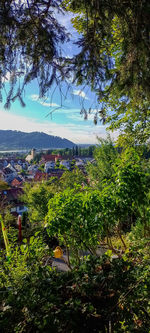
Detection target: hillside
<box><xmin>0</xmin><ymin>130</ymin><xmax>75</xmax><ymax>150</ymax></box>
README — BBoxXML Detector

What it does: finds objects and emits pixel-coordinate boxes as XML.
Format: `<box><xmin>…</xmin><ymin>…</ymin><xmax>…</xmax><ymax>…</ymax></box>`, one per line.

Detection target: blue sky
<box><xmin>0</xmin><ymin>10</ymin><xmax>114</xmax><ymax>144</ymax></box>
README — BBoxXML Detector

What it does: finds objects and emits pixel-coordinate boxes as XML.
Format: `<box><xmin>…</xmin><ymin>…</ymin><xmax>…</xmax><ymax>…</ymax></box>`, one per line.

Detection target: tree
<box><xmin>0</xmin><ymin>181</ymin><xmax>9</xmax><ymax>191</ymax></box>
<box><xmin>0</xmin><ymin>0</ymin><xmax>69</xmax><ymax>107</ymax></box>
<box><xmin>55</xmin><ymin>160</ymin><xmax>60</xmax><ymax>168</ymax></box>
<box><xmin>78</xmin><ymin>146</ymin><xmax>81</xmax><ymax>156</ymax></box>
<box><xmin>75</xmin><ymin>145</ymin><xmax>78</xmax><ymax>156</ymax></box>
<box><xmin>87</xmin><ymin>136</ymin><xmax>118</xmax><ymax>189</ymax></box>
<box><xmin>33</xmin><ymin>152</ymin><xmax>43</xmax><ymax>163</ymax></box>
<box><xmin>72</xmin><ymin>146</ymin><xmax>75</xmax><ymax>156</ymax></box>
<box><xmin>46</xmin><ymin>156</ymin><xmax>150</xmax><ymax>260</ymax></box>
<box><xmin>46</xmin><ymin>187</ymin><xmax>103</xmax><ymax>264</ymax></box>
<box><xmin>65</xmin><ymin>0</ymin><xmax>150</xmax><ymax>144</ymax></box>
<box><xmin>59</xmin><ymin>167</ymin><xmax>87</xmax><ymax>190</ymax></box>
<box><xmin>1</xmin><ymin>1</ymin><xmax>149</xmax><ymax>144</ymax></box>
<box><xmin>22</xmin><ymin>182</ymin><xmax>55</xmax><ymax>224</ymax></box>
<box><xmin>38</xmin><ymin>163</ymin><xmax>45</xmax><ymax>172</ymax></box>
<box><xmin>88</xmin><ymin>145</ymin><xmax>94</xmax><ymax>157</ymax></box>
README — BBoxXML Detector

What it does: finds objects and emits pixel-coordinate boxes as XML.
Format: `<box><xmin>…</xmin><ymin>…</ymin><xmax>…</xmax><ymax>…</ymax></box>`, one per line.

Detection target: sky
<box><xmin>0</xmin><ymin>10</ymin><xmax>113</xmax><ymax>145</ymax></box>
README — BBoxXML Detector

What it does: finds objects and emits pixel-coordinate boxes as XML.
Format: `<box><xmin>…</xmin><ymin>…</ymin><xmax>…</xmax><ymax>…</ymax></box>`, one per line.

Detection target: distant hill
<box><xmin>0</xmin><ymin>130</ymin><xmax>75</xmax><ymax>150</ymax></box>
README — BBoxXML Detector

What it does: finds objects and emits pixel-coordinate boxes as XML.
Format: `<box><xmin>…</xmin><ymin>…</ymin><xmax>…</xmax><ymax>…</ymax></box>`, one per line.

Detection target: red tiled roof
<box><xmin>42</xmin><ymin>154</ymin><xmax>62</xmax><ymax>162</ymax></box>
<box><xmin>34</xmin><ymin>171</ymin><xmax>47</xmax><ymax>181</ymax></box>
<box><xmin>11</xmin><ymin>178</ymin><xmax>23</xmax><ymax>187</ymax></box>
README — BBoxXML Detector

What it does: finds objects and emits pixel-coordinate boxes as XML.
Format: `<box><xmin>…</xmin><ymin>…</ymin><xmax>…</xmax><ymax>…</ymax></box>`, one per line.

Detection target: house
<box><xmin>60</xmin><ymin>160</ymin><xmax>71</xmax><ymax>170</ymax></box>
<box><xmin>25</xmin><ymin>148</ymin><xmax>36</xmax><ymax>162</ymax></box>
<box><xmin>0</xmin><ymin>188</ymin><xmax>27</xmax><ymax>217</ymax></box>
<box><xmin>0</xmin><ymin>159</ymin><xmax>8</xmax><ymax>168</ymax></box>
<box><xmin>24</xmin><ymin>174</ymin><xmax>35</xmax><ymax>182</ymax></box>
<box><xmin>10</xmin><ymin>204</ymin><xmax>28</xmax><ymax>216</ymax></box>
<box><xmin>78</xmin><ymin>157</ymin><xmax>93</xmax><ymax>163</ymax></box>
<box><xmin>17</xmin><ymin>159</ymin><xmax>26</xmax><ymax>166</ymax></box>
<box><xmin>75</xmin><ymin>159</ymin><xmax>85</xmax><ymax>171</ymax></box>
<box><xmin>14</xmin><ymin>164</ymin><xmax>22</xmax><ymax>172</ymax></box>
<box><xmin>14</xmin><ymin>160</ymin><xmax>28</xmax><ymax>171</ymax></box>
<box><xmin>7</xmin><ymin>163</ymin><xmax>17</xmax><ymax>173</ymax></box>
<box><xmin>44</xmin><ymin>161</ymin><xmax>55</xmax><ymax>172</ymax></box>
<box><xmin>48</xmin><ymin>169</ymin><xmax>65</xmax><ymax>179</ymax></box>
<box><xmin>41</xmin><ymin>154</ymin><xmax>62</xmax><ymax>163</ymax></box>
<box><xmin>28</xmin><ymin>164</ymin><xmax>38</xmax><ymax>174</ymax></box>
<box><xmin>34</xmin><ymin>171</ymin><xmax>48</xmax><ymax>182</ymax></box>
<box><xmin>2</xmin><ymin>167</ymin><xmax>17</xmax><ymax>183</ymax></box>
<box><xmin>11</xmin><ymin>176</ymin><xmax>24</xmax><ymax>187</ymax></box>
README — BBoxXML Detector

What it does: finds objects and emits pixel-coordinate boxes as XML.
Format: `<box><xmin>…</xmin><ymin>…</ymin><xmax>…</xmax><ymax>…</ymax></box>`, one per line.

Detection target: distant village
<box><xmin>0</xmin><ymin>148</ymin><xmax>94</xmax><ymax>219</ymax></box>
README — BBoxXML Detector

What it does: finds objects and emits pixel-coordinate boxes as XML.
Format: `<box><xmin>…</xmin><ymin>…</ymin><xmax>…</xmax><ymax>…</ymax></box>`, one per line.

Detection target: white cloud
<box><xmin>30</xmin><ymin>94</ymin><xmax>59</xmax><ymax>107</ymax></box>
<box><xmin>68</xmin><ymin>113</ymin><xmax>96</xmax><ymax>122</ymax></box>
<box><xmin>30</xmin><ymin>94</ymin><xmax>39</xmax><ymax>101</ymax></box>
<box><xmin>40</xmin><ymin>102</ymin><xmax>59</xmax><ymax>107</ymax></box>
<box><xmin>68</xmin><ymin>109</ymin><xmax>105</xmax><ymax>122</ymax></box>
<box><xmin>0</xmin><ymin>109</ymin><xmax>111</xmax><ymax>144</ymax></box>
<box><xmin>72</xmin><ymin>90</ymin><xmax>89</xmax><ymax>100</ymax></box>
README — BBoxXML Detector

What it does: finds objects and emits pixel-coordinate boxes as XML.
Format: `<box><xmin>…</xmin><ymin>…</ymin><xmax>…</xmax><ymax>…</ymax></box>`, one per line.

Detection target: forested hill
<box><xmin>0</xmin><ymin>130</ymin><xmax>75</xmax><ymax>150</ymax></box>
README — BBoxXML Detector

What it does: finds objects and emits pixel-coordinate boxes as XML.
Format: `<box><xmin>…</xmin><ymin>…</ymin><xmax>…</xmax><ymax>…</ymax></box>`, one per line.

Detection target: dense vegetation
<box><xmin>0</xmin><ymin>1</ymin><xmax>150</xmax><ymax>332</ymax></box>
<box><xmin>0</xmin><ymin>130</ymin><xmax>74</xmax><ymax>150</ymax></box>
<box><xmin>65</xmin><ymin>0</ymin><xmax>150</xmax><ymax>145</ymax></box>
<box><xmin>0</xmin><ymin>1</ymin><xmax>149</xmax><ymax>146</ymax></box>
<box><xmin>0</xmin><ymin>0</ymin><xmax>69</xmax><ymax>108</ymax></box>
<box><xmin>0</xmin><ymin>140</ymin><xmax>150</xmax><ymax>332</ymax></box>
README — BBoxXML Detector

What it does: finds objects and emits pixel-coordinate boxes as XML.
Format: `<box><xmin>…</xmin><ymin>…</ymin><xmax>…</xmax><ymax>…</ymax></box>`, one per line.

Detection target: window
<box><xmin>18</xmin><ymin>206</ymin><xmax>24</xmax><ymax>211</ymax></box>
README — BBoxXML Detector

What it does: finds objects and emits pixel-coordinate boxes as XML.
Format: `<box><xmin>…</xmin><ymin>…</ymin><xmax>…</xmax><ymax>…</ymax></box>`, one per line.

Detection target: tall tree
<box><xmin>75</xmin><ymin>145</ymin><xmax>78</xmax><ymax>156</ymax></box>
<box><xmin>59</xmin><ymin>167</ymin><xmax>87</xmax><ymax>190</ymax></box>
<box><xmin>87</xmin><ymin>136</ymin><xmax>118</xmax><ymax>189</ymax></box>
<box><xmin>22</xmin><ymin>182</ymin><xmax>55</xmax><ymax>223</ymax></box>
<box><xmin>65</xmin><ymin>0</ymin><xmax>150</xmax><ymax>144</ymax></box>
<box><xmin>1</xmin><ymin>1</ymin><xmax>150</xmax><ymax>143</ymax></box>
<box><xmin>0</xmin><ymin>0</ymin><xmax>69</xmax><ymax>107</ymax></box>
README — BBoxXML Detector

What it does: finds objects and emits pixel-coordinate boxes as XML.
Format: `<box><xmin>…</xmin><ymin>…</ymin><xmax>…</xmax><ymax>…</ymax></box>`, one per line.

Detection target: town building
<box><xmin>25</xmin><ymin>148</ymin><xmax>36</xmax><ymax>162</ymax></box>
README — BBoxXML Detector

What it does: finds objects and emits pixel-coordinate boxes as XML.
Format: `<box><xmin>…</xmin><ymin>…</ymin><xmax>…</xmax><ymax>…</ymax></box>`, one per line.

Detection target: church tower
<box><xmin>31</xmin><ymin>148</ymin><xmax>36</xmax><ymax>159</ymax></box>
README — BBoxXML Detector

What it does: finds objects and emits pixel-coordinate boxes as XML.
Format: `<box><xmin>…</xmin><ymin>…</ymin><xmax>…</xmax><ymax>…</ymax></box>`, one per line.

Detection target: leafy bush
<box><xmin>0</xmin><ymin>246</ymin><xmax>149</xmax><ymax>333</ymax></box>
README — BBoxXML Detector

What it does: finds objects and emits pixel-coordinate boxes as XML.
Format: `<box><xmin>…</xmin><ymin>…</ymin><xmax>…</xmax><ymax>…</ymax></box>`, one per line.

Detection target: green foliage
<box><xmin>46</xmin><ymin>188</ymin><xmax>103</xmax><ymax>263</ymax></box>
<box><xmin>59</xmin><ymin>167</ymin><xmax>87</xmax><ymax>190</ymax></box>
<box><xmin>20</xmin><ymin>169</ymin><xmax>27</xmax><ymax>176</ymax></box>
<box><xmin>3</xmin><ymin>210</ymin><xmax>15</xmax><ymax>228</ymax></box>
<box><xmin>87</xmin><ymin>136</ymin><xmax>118</xmax><ymax>189</ymax></box>
<box><xmin>0</xmin><ymin>0</ymin><xmax>69</xmax><ymax>108</ymax></box>
<box><xmin>58</xmin><ymin>164</ymin><xmax>68</xmax><ymax>170</ymax></box>
<box><xmin>55</xmin><ymin>160</ymin><xmax>60</xmax><ymax>168</ymax></box>
<box><xmin>0</xmin><ymin>130</ymin><xmax>74</xmax><ymax>150</ymax></box>
<box><xmin>0</xmin><ymin>245</ymin><xmax>149</xmax><ymax>332</ymax></box>
<box><xmin>33</xmin><ymin>152</ymin><xmax>42</xmax><ymax>163</ymax></box>
<box><xmin>22</xmin><ymin>182</ymin><xmax>55</xmax><ymax>224</ymax></box>
<box><xmin>44</xmin><ymin>146</ymin><xmax>95</xmax><ymax>157</ymax></box>
<box><xmin>46</xmin><ymin>144</ymin><xmax>150</xmax><ymax>261</ymax></box>
<box><xmin>1</xmin><ymin>141</ymin><xmax>150</xmax><ymax>332</ymax></box>
<box><xmin>38</xmin><ymin>163</ymin><xmax>45</xmax><ymax>172</ymax></box>
<box><xmin>70</xmin><ymin>159</ymin><xmax>76</xmax><ymax>168</ymax></box>
<box><xmin>87</xmin><ymin>142</ymin><xmax>150</xmax><ymax>234</ymax></box>
<box><xmin>0</xmin><ymin>181</ymin><xmax>9</xmax><ymax>191</ymax></box>
<box><xmin>22</xmin><ymin>211</ymin><xmax>29</xmax><ymax>227</ymax></box>
<box><xmin>0</xmin><ymin>0</ymin><xmax>149</xmax><ymax>145</ymax></box>
<box><xmin>64</xmin><ymin>0</ymin><xmax>150</xmax><ymax>143</ymax></box>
